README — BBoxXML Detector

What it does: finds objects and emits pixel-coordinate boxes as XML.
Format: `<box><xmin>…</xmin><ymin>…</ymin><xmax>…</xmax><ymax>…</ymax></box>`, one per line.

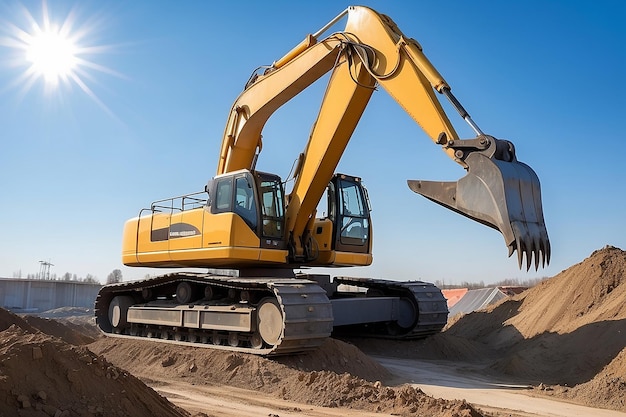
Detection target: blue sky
<box><xmin>0</xmin><ymin>0</ymin><xmax>624</xmax><ymax>284</ymax></box>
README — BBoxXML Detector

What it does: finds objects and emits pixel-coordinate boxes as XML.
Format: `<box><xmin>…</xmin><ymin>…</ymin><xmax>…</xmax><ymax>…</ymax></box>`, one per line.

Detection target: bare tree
<box><xmin>107</xmin><ymin>269</ymin><xmax>123</xmax><ymax>284</ymax></box>
<box><xmin>84</xmin><ymin>274</ymin><xmax>99</xmax><ymax>284</ymax></box>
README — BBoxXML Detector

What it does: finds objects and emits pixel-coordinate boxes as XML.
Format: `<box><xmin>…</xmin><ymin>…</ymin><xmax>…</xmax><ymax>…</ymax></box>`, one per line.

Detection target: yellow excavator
<box><xmin>96</xmin><ymin>6</ymin><xmax>550</xmax><ymax>355</ymax></box>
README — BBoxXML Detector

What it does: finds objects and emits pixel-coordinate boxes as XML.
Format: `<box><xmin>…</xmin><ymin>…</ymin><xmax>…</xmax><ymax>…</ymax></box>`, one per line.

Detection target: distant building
<box><xmin>0</xmin><ymin>278</ymin><xmax>102</xmax><ymax>312</ymax></box>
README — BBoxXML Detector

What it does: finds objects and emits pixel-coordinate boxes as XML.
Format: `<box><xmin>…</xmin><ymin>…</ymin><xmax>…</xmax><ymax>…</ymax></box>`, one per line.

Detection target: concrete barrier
<box><xmin>0</xmin><ymin>278</ymin><xmax>102</xmax><ymax>312</ymax></box>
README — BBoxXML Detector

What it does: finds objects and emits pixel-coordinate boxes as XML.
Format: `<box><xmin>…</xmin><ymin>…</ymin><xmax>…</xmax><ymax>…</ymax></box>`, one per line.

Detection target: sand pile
<box><xmin>501</xmin><ymin>245</ymin><xmax>626</xmax><ymax>336</ymax></box>
<box><xmin>485</xmin><ymin>246</ymin><xmax>624</xmax><ymax>384</ymax></box>
<box><xmin>345</xmin><ymin>331</ymin><xmax>491</xmax><ymax>362</ymax></box>
<box><xmin>0</xmin><ymin>308</ymin><xmax>36</xmax><ymax>333</ymax></box>
<box><xmin>37</xmin><ymin>307</ymin><xmax>101</xmax><ymax>340</ymax></box>
<box><xmin>0</xmin><ymin>308</ymin><xmax>187</xmax><ymax>417</ymax></box>
<box><xmin>560</xmin><ymin>346</ymin><xmax>626</xmax><ymax>410</ymax></box>
<box><xmin>23</xmin><ymin>315</ymin><xmax>97</xmax><ymax>346</ymax></box>
<box><xmin>446</xmin><ymin>245</ymin><xmax>626</xmax><ymax>410</ymax></box>
<box><xmin>89</xmin><ymin>337</ymin><xmax>481</xmax><ymax>417</ymax></box>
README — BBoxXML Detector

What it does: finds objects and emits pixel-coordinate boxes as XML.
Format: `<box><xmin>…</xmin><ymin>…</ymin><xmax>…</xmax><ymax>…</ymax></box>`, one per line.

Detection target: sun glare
<box><xmin>26</xmin><ymin>28</ymin><xmax>78</xmax><ymax>86</ymax></box>
<box><xmin>0</xmin><ymin>1</ymin><xmax>119</xmax><ymax>111</ymax></box>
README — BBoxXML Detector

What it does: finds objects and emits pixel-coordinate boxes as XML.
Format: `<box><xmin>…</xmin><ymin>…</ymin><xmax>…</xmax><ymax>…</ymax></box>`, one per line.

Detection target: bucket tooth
<box><xmin>408</xmin><ymin>148</ymin><xmax>550</xmax><ymax>271</ymax></box>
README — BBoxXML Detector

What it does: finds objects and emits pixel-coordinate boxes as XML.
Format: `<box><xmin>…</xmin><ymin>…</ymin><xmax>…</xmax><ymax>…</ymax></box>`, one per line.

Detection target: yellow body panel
<box><xmin>312</xmin><ymin>218</ymin><xmax>334</xmax><ymax>253</ymax></box>
<box><xmin>311</xmin><ymin>250</ymin><xmax>372</xmax><ymax>267</ymax></box>
<box><xmin>169</xmin><ymin>209</ymin><xmax>203</xmax><ymax>251</ymax></box>
<box><xmin>122</xmin><ymin>205</ymin><xmax>366</xmax><ymax>269</ymax></box>
<box><xmin>308</xmin><ymin>218</ymin><xmax>373</xmax><ymax>266</ymax></box>
<box><xmin>331</xmin><ymin>252</ymin><xmax>372</xmax><ymax>267</ymax></box>
<box><xmin>122</xmin><ymin>208</ymin><xmax>288</xmax><ymax>268</ymax></box>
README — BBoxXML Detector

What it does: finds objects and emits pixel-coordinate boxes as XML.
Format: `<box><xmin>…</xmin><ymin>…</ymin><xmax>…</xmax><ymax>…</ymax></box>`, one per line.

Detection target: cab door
<box><xmin>329</xmin><ymin>174</ymin><xmax>371</xmax><ymax>253</ymax></box>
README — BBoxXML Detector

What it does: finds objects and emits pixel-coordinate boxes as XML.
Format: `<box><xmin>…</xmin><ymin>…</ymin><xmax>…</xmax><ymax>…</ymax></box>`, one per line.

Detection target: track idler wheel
<box><xmin>108</xmin><ymin>296</ymin><xmax>134</xmax><ymax>331</ymax></box>
<box><xmin>257</xmin><ymin>298</ymin><xmax>283</xmax><ymax>346</ymax></box>
<box><xmin>387</xmin><ymin>297</ymin><xmax>418</xmax><ymax>336</ymax></box>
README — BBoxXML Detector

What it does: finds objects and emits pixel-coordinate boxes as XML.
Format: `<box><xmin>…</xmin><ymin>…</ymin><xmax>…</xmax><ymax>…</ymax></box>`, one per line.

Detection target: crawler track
<box><xmin>95</xmin><ymin>273</ymin><xmax>448</xmax><ymax>355</ymax></box>
<box><xmin>95</xmin><ymin>272</ymin><xmax>334</xmax><ymax>355</ymax></box>
<box><xmin>334</xmin><ymin>276</ymin><xmax>449</xmax><ymax>338</ymax></box>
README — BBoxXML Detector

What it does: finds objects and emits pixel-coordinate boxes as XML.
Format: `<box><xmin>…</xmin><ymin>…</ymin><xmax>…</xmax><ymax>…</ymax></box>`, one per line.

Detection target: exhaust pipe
<box><xmin>408</xmin><ymin>135</ymin><xmax>550</xmax><ymax>270</ymax></box>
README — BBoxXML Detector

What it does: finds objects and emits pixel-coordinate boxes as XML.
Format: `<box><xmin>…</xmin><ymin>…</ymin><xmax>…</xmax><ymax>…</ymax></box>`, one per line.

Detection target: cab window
<box><xmin>214</xmin><ymin>177</ymin><xmax>233</xmax><ymax>212</ymax></box>
<box><xmin>235</xmin><ymin>176</ymin><xmax>257</xmax><ymax>230</ymax></box>
<box><xmin>260</xmin><ymin>179</ymin><xmax>284</xmax><ymax>238</ymax></box>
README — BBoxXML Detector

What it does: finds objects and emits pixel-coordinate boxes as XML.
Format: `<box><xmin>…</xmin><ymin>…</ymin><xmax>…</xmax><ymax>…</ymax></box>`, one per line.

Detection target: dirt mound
<box><xmin>277</xmin><ymin>370</ymin><xmax>479</xmax><ymax>416</ymax></box>
<box><xmin>562</xmin><ymin>346</ymin><xmax>626</xmax><ymax>411</ymax></box>
<box><xmin>0</xmin><ymin>308</ymin><xmax>36</xmax><ymax>333</ymax></box>
<box><xmin>37</xmin><ymin>307</ymin><xmax>102</xmax><ymax>339</ymax></box>
<box><xmin>38</xmin><ymin>307</ymin><xmax>93</xmax><ymax>318</ymax></box>
<box><xmin>90</xmin><ymin>336</ymin><xmax>388</xmax><ymax>384</ymax></box>
<box><xmin>275</xmin><ymin>338</ymin><xmax>392</xmax><ymax>380</ymax></box>
<box><xmin>89</xmin><ymin>337</ymin><xmax>482</xmax><ymax>417</ymax></box>
<box><xmin>341</xmin><ymin>333</ymin><xmax>491</xmax><ymax>363</ymax></box>
<box><xmin>503</xmin><ymin>245</ymin><xmax>626</xmax><ymax>336</ymax></box>
<box><xmin>0</xmin><ymin>308</ymin><xmax>187</xmax><ymax>417</ymax></box>
<box><xmin>441</xmin><ymin>245</ymin><xmax>626</xmax><ymax>409</ymax></box>
<box><xmin>24</xmin><ymin>315</ymin><xmax>97</xmax><ymax>345</ymax></box>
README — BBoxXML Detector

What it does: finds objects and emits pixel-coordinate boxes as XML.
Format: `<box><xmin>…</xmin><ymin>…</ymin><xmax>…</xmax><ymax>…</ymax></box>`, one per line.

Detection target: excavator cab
<box><xmin>327</xmin><ymin>174</ymin><xmax>371</xmax><ymax>254</ymax></box>
<box><xmin>208</xmin><ymin>169</ymin><xmax>288</xmax><ymax>250</ymax></box>
<box><xmin>306</xmin><ymin>174</ymin><xmax>373</xmax><ymax>267</ymax></box>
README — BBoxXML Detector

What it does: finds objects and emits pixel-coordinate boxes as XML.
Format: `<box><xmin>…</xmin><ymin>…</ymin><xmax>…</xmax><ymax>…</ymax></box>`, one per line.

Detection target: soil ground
<box><xmin>1</xmin><ymin>245</ymin><xmax>624</xmax><ymax>416</ymax></box>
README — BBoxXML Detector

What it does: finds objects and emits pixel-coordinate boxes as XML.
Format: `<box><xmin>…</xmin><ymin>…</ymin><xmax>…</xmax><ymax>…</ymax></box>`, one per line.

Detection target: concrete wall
<box><xmin>0</xmin><ymin>278</ymin><xmax>102</xmax><ymax>312</ymax></box>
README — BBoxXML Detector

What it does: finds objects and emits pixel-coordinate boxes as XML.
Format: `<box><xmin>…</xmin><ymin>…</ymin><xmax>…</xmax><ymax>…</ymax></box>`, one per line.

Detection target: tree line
<box><xmin>10</xmin><ymin>269</ymin><xmax>123</xmax><ymax>285</ymax></box>
<box><xmin>434</xmin><ymin>276</ymin><xmax>549</xmax><ymax>290</ymax></box>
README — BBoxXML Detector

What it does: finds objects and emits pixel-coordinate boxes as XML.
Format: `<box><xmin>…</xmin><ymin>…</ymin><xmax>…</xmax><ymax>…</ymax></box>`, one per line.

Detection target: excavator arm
<box><xmin>216</xmin><ymin>6</ymin><xmax>550</xmax><ymax>270</ymax></box>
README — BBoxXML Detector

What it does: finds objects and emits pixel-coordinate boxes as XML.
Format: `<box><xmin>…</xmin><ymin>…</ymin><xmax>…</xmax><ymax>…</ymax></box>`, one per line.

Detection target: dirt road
<box><xmin>137</xmin><ymin>347</ymin><xmax>626</xmax><ymax>417</ymax></box>
<box><xmin>375</xmin><ymin>356</ymin><xmax>626</xmax><ymax>417</ymax></box>
<box><xmin>148</xmin><ymin>354</ymin><xmax>626</xmax><ymax>417</ymax></box>
<box><xmin>152</xmin><ymin>379</ymin><xmax>396</xmax><ymax>417</ymax></box>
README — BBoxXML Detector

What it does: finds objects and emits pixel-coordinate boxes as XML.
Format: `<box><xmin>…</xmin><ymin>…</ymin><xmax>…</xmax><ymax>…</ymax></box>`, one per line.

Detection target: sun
<box><xmin>0</xmin><ymin>1</ymin><xmax>119</xmax><ymax>109</ymax></box>
<box><xmin>26</xmin><ymin>27</ymin><xmax>78</xmax><ymax>86</ymax></box>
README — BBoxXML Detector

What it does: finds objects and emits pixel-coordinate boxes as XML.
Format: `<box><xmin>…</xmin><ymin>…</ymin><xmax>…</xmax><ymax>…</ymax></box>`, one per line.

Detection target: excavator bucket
<box><xmin>408</xmin><ymin>138</ymin><xmax>550</xmax><ymax>270</ymax></box>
